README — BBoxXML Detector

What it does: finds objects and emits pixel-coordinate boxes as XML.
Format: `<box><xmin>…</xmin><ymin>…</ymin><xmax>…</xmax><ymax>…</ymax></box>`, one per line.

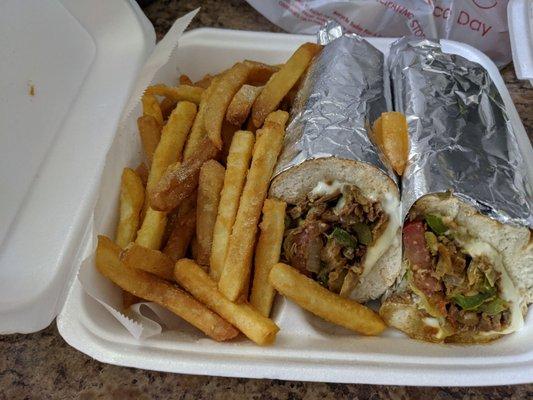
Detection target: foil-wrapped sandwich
<box><xmin>380</xmin><ymin>39</ymin><xmax>533</xmax><ymax>343</ymax></box>
<box><xmin>269</xmin><ymin>34</ymin><xmax>402</xmax><ymax>302</ymax></box>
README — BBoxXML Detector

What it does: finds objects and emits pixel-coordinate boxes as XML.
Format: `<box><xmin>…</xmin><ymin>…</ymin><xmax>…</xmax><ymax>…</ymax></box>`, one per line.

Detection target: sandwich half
<box><xmin>270</xmin><ymin>157</ymin><xmax>402</xmax><ymax>302</ymax></box>
<box><xmin>380</xmin><ymin>193</ymin><xmax>532</xmax><ymax>343</ymax></box>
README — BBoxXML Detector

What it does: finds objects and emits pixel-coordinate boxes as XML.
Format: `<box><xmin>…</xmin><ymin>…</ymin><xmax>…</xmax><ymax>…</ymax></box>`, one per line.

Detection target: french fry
<box><xmin>135</xmin><ymin>163</ymin><xmax>149</xmax><ymax>187</ymax></box>
<box><xmin>244</xmin><ymin>60</ymin><xmax>280</xmax><ymax>86</ymax></box>
<box><xmin>205</xmin><ymin>62</ymin><xmax>250</xmax><ymax>149</ymax></box>
<box><xmin>142</xmin><ymin>93</ymin><xmax>164</xmax><ymax>125</ymax></box>
<box><xmin>145</xmin><ymin>84</ymin><xmax>203</xmax><ymax>104</ymax></box>
<box><xmin>160</xmin><ymin>97</ymin><xmax>177</xmax><ymax>120</ymax></box>
<box><xmin>269</xmin><ymin>263</ymin><xmax>386</xmax><ymax>335</ymax></box>
<box><xmin>150</xmin><ymin>138</ymin><xmax>219</xmax><ymax>212</ymax></box>
<box><xmin>163</xmin><ymin>192</ymin><xmax>197</xmax><ymax>261</ymax></box>
<box><xmin>96</xmin><ymin>236</ymin><xmax>238</xmax><ymax>341</ymax></box>
<box><xmin>194</xmin><ymin>74</ymin><xmax>213</xmax><ymax>89</ymax></box>
<box><xmin>183</xmin><ymin>76</ymin><xmax>220</xmax><ymax>161</ymax></box>
<box><xmin>372</xmin><ymin>112</ymin><xmax>409</xmax><ymax>175</ymax></box>
<box><xmin>116</xmin><ymin>168</ymin><xmax>145</xmax><ymax>248</ymax></box>
<box><xmin>220</xmin><ymin>120</ymin><xmax>239</xmax><ymax>164</ymax></box>
<box><xmin>210</xmin><ymin>130</ymin><xmax>255</xmax><ymax>281</ymax></box>
<box><xmin>137</xmin><ymin>115</ymin><xmax>161</xmax><ymax>166</ymax></box>
<box><xmin>136</xmin><ymin>102</ymin><xmax>197</xmax><ymax>249</ymax></box>
<box><xmin>226</xmin><ymin>84</ymin><xmax>263</xmax><ymax>126</ymax></box>
<box><xmin>251</xmin><ymin>43</ymin><xmax>321</xmax><ymax>128</ymax></box>
<box><xmin>250</xmin><ymin>199</ymin><xmax>286</xmax><ymax>317</ymax></box>
<box><xmin>120</xmin><ymin>243</ymin><xmax>175</xmax><ymax>281</ymax></box>
<box><xmin>175</xmin><ymin>259</ymin><xmax>279</xmax><ymax>345</ymax></box>
<box><xmin>218</xmin><ymin>111</ymin><xmax>288</xmax><ymax>302</ymax></box>
<box><xmin>196</xmin><ymin>160</ymin><xmax>226</xmax><ymax>266</ymax></box>
<box><xmin>179</xmin><ymin>74</ymin><xmax>193</xmax><ymax>85</ymax></box>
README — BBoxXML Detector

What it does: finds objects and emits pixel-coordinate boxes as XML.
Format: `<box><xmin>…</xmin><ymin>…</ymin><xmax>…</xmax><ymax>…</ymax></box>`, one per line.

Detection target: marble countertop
<box><xmin>1</xmin><ymin>1</ymin><xmax>531</xmax><ymax>399</ymax></box>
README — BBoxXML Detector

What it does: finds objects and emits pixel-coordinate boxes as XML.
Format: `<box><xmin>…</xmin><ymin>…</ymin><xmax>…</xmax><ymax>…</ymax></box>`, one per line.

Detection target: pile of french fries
<box><xmin>96</xmin><ymin>42</ymin><xmax>388</xmax><ymax>346</ymax></box>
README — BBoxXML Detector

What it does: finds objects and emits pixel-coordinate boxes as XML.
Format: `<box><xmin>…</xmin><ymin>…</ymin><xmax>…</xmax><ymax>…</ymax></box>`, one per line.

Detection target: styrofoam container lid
<box><xmin>0</xmin><ymin>0</ymin><xmax>155</xmax><ymax>333</ymax></box>
<box><xmin>508</xmin><ymin>0</ymin><xmax>533</xmax><ymax>84</ymax></box>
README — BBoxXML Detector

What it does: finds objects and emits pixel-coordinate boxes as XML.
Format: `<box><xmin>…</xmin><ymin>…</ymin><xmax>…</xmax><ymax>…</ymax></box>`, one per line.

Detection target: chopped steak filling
<box><xmin>403</xmin><ymin>215</ymin><xmax>511</xmax><ymax>334</ymax></box>
<box><xmin>281</xmin><ymin>184</ymin><xmax>388</xmax><ymax>295</ymax></box>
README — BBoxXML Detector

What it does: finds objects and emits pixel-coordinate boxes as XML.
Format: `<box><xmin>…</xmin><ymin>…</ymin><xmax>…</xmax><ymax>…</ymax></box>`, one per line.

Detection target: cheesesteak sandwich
<box><xmin>269</xmin><ymin>34</ymin><xmax>402</xmax><ymax>302</ymax></box>
<box><xmin>380</xmin><ymin>38</ymin><xmax>532</xmax><ymax>343</ymax></box>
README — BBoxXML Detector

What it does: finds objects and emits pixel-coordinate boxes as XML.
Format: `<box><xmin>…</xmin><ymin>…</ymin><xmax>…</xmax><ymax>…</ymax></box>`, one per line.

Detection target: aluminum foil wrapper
<box><xmin>390</xmin><ymin>38</ymin><xmax>532</xmax><ymax>227</ymax></box>
<box><xmin>273</xmin><ymin>27</ymin><xmax>394</xmax><ymax>180</ymax></box>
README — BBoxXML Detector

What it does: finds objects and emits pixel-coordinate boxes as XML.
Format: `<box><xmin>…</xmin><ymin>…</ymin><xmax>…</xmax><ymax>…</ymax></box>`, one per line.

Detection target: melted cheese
<box><xmin>310</xmin><ymin>180</ymin><xmax>345</xmax><ymax>198</ymax></box>
<box><xmin>361</xmin><ymin>192</ymin><xmax>401</xmax><ymax>278</ymax></box>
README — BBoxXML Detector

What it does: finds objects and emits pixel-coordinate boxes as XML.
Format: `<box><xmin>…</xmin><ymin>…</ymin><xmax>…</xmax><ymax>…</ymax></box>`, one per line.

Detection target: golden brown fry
<box><xmin>196</xmin><ymin>160</ymin><xmax>225</xmax><ymax>266</ymax></box>
<box><xmin>179</xmin><ymin>74</ymin><xmax>193</xmax><ymax>86</ymax></box>
<box><xmin>250</xmin><ymin>199</ymin><xmax>287</xmax><ymax>317</ymax></box>
<box><xmin>194</xmin><ymin>74</ymin><xmax>213</xmax><ymax>89</ymax></box>
<box><xmin>120</xmin><ymin>243</ymin><xmax>175</xmax><ymax>281</ymax></box>
<box><xmin>269</xmin><ymin>263</ymin><xmax>386</xmax><ymax>335</ymax></box>
<box><xmin>142</xmin><ymin>93</ymin><xmax>164</xmax><ymax>125</ymax></box>
<box><xmin>135</xmin><ymin>163</ymin><xmax>149</xmax><ymax>187</ymax></box>
<box><xmin>137</xmin><ymin>115</ymin><xmax>161</xmax><ymax>166</ymax></box>
<box><xmin>210</xmin><ymin>131</ymin><xmax>255</xmax><ymax>281</ymax></box>
<box><xmin>244</xmin><ymin>60</ymin><xmax>280</xmax><ymax>86</ymax></box>
<box><xmin>205</xmin><ymin>62</ymin><xmax>250</xmax><ymax>149</ymax></box>
<box><xmin>218</xmin><ymin>111</ymin><xmax>288</xmax><ymax>302</ymax></box>
<box><xmin>175</xmin><ymin>259</ymin><xmax>279</xmax><ymax>345</ymax></box>
<box><xmin>116</xmin><ymin>168</ymin><xmax>145</xmax><ymax>248</ymax></box>
<box><xmin>96</xmin><ymin>236</ymin><xmax>238</xmax><ymax>341</ymax></box>
<box><xmin>145</xmin><ymin>84</ymin><xmax>203</xmax><ymax>104</ymax></box>
<box><xmin>251</xmin><ymin>43</ymin><xmax>321</xmax><ymax>128</ymax></box>
<box><xmin>373</xmin><ymin>112</ymin><xmax>409</xmax><ymax>176</ymax></box>
<box><xmin>136</xmin><ymin>102</ymin><xmax>197</xmax><ymax>249</ymax></box>
<box><xmin>150</xmin><ymin>138</ymin><xmax>219</xmax><ymax>212</ymax></box>
<box><xmin>163</xmin><ymin>192</ymin><xmax>197</xmax><ymax>261</ymax></box>
<box><xmin>160</xmin><ymin>97</ymin><xmax>177</xmax><ymax>120</ymax></box>
<box><xmin>183</xmin><ymin>76</ymin><xmax>220</xmax><ymax>161</ymax></box>
<box><xmin>226</xmin><ymin>84</ymin><xmax>263</xmax><ymax>126</ymax></box>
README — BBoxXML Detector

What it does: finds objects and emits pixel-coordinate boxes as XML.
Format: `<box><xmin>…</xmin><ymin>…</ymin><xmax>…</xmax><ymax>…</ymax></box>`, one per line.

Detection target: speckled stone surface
<box><xmin>1</xmin><ymin>1</ymin><xmax>532</xmax><ymax>399</ymax></box>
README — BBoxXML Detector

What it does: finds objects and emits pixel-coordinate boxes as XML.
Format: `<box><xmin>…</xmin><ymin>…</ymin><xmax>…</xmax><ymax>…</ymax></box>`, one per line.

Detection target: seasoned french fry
<box><xmin>205</xmin><ymin>62</ymin><xmax>250</xmax><ymax>149</ymax></box>
<box><xmin>250</xmin><ymin>199</ymin><xmax>286</xmax><ymax>317</ymax></box>
<box><xmin>244</xmin><ymin>60</ymin><xmax>280</xmax><ymax>86</ymax></box>
<box><xmin>269</xmin><ymin>263</ymin><xmax>386</xmax><ymax>335</ymax></box>
<box><xmin>120</xmin><ymin>243</ymin><xmax>175</xmax><ymax>281</ymax></box>
<box><xmin>220</xmin><ymin>120</ymin><xmax>239</xmax><ymax>164</ymax></box>
<box><xmin>96</xmin><ymin>236</ymin><xmax>238</xmax><ymax>341</ymax></box>
<box><xmin>251</xmin><ymin>43</ymin><xmax>321</xmax><ymax>128</ymax></box>
<box><xmin>210</xmin><ymin>131</ymin><xmax>254</xmax><ymax>281</ymax></box>
<box><xmin>137</xmin><ymin>115</ymin><xmax>161</xmax><ymax>166</ymax></box>
<box><xmin>218</xmin><ymin>111</ymin><xmax>288</xmax><ymax>302</ymax></box>
<box><xmin>160</xmin><ymin>97</ymin><xmax>177</xmax><ymax>120</ymax></box>
<box><xmin>179</xmin><ymin>74</ymin><xmax>193</xmax><ymax>85</ymax></box>
<box><xmin>142</xmin><ymin>93</ymin><xmax>164</xmax><ymax>125</ymax></box>
<box><xmin>136</xmin><ymin>102</ymin><xmax>197</xmax><ymax>249</ymax></box>
<box><xmin>145</xmin><ymin>84</ymin><xmax>203</xmax><ymax>104</ymax></box>
<box><xmin>372</xmin><ymin>112</ymin><xmax>409</xmax><ymax>175</ymax></box>
<box><xmin>135</xmin><ymin>163</ymin><xmax>149</xmax><ymax>187</ymax></box>
<box><xmin>183</xmin><ymin>76</ymin><xmax>220</xmax><ymax>161</ymax></box>
<box><xmin>196</xmin><ymin>160</ymin><xmax>226</xmax><ymax>266</ymax></box>
<box><xmin>194</xmin><ymin>74</ymin><xmax>213</xmax><ymax>89</ymax></box>
<box><xmin>150</xmin><ymin>138</ymin><xmax>219</xmax><ymax>212</ymax></box>
<box><xmin>226</xmin><ymin>84</ymin><xmax>263</xmax><ymax>126</ymax></box>
<box><xmin>175</xmin><ymin>259</ymin><xmax>279</xmax><ymax>345</ymax></box>
<box><xmin>116</xmin><ymin>168</ymin><xmax>145</xmax><ymax>248</ymax></box>
<box><xmin>163</xmin><ymin>192</ymin><xmax>197</xmax><ymax>261</ymax></box>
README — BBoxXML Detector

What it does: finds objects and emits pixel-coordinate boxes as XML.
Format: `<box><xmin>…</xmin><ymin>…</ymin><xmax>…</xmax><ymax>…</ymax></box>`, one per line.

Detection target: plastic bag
<box><xmin>247</xmin><ymin>0</ymin><xmax>510</xmax><ymax>67</ymax></box>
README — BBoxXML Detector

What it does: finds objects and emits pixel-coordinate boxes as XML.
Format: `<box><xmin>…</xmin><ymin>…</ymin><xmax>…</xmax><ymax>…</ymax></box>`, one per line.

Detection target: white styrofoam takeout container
<box><xmin>509</xmin><ymin>0</ymin><xmax>533</xmax><ymax>85</ymax></box>
<box><xmin>1</xmin><ymin>0</ymin><xmax>532</xmax><ymax>386</ymax></box>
